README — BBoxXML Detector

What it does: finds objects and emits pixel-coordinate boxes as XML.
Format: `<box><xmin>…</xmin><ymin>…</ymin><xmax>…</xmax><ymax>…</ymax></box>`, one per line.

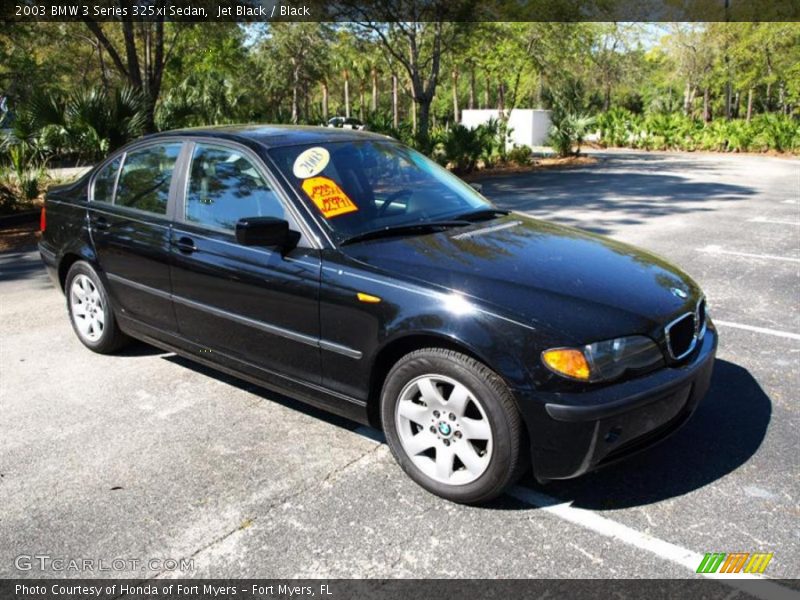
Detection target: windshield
<box><xmin>268</xmin><ymin>140</ymin><xmax>491</xmax><ymax>242</ymax></box>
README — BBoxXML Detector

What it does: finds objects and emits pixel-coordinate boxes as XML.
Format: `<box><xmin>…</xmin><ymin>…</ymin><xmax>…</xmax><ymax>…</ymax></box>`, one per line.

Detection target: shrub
<box><xmin>507</xmin><ymin>144</ymin><xmax>533</xmax><ymax>166</ymax></box>
<box><xmin>1</xmin><ymin>86</ymin><xmax>145</xmax><ymax>165</ymax></box>
<box><xmin>548</xmin><ymin>112</ymin><xmax>596</xmax><ymax>157</ymax></box>
<box><xmin>753</xmin><ymin>114</ymin><xmax>800</xmax><ymax>153</ymax></box>
<box><xmin>0</xmin><ymin>145</ymin><xmax>48</xmax><ymax>213</ymax></box>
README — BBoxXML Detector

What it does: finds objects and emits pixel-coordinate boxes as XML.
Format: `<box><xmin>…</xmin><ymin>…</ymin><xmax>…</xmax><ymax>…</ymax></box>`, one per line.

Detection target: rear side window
<box><xmin>115</xmin><ymin>143</ymin><xmax>182</xmax><ymax>215</ymax></box>
<box><xmin>185</xmin><ymin>144</ymin><xmax>284</xmax><ymax>231</ymax></box>
<box><xmin>92</xmin><ymin>157</ymin><xmax>121</xmax><ymax>203</ymax></box>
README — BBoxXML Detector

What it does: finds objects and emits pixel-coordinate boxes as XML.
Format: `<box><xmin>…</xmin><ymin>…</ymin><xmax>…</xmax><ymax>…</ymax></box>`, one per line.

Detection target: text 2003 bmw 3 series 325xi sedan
<box><xmin>39</xmin><ymin>126</ymin><xmax>717</xmax><ymax>504</ymax></box>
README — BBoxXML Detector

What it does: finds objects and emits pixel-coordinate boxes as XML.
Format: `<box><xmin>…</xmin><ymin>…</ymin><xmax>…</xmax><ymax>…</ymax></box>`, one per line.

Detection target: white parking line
<box><xmin>714</xmin><ymin>320</ymin><xmax>800</xmax><ymax>341</ymax></box>
<box><xmin>699</xmin><ymin>245</ymin><xmax>800</xmax><ymax>263</ymax></box>
<box><xmin>353</xmin><ymin>426</ymin><xmax>798</xmax><ymax>599</ymax></box>
<box><xmin>748</xmin><ymin>217</ymin><xmax>800</xmax><ymax>225</ymax></box>
<box><xmin>782</xmin><ymin>199</ymin><xmax>798</xmax><ymax>205</ymax></box>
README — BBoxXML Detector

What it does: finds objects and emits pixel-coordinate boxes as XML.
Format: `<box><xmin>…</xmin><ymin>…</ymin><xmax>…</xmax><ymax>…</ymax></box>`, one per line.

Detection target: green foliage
<box><xmin>430</xmin><ymin>118</ymin><xmax>508</xmax><ymax>174</ymax></box>
<box><xmin>597</xmin><ymin>110</ymin><xmax>799</xmax><ymax>153</ymax></box>
<box><xmin>507</xmin><ymin>144</ymin><xmax>533</xmax><ymax>165</ymax></box>
<box><xmin>0</xmin><ymin>145</ymin><xmax>48</xmax><ymax>212</ymax></box>
<box><xmin>548</xmin><ymin>113</ymin><xmax>596</xmax><ymax>157</ymax></box>
<box><xmin>597</xmin><ymin>108</ymin><xmax>637</xmax><ymax>147</ymax></box>
<box><xmin>156</xmin><ymin>73</ymin><xmax>246</xmax><ymax>130</ymax></box>
<box><xmin>753</xmin><ymin>114</ymin><xmax>800</xmax><ymax>152</ymax></box>
<box><xmin>2</xmin><ymin>86</ymin><xmax>145</xmax><ymax>164</ymax></box>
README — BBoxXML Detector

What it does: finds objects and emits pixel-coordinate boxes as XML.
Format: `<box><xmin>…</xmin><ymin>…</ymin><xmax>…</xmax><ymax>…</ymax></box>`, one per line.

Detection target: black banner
<box><xmin>2</xmin><ymin>579</ymin><xmax>800</xmax><ymax>600</ymax></box>
<box><xmin>3</xmin><ymin>0</ymin><xmax>800</xmax><ymax>23</ymax></box>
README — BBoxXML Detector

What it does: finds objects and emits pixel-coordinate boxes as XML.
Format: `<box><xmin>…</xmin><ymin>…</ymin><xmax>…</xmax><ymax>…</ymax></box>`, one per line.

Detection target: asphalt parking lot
<box><xmin>1</xmin><ymin>150</ymin><xmax>798</xmax><ymax>584</ymax></box>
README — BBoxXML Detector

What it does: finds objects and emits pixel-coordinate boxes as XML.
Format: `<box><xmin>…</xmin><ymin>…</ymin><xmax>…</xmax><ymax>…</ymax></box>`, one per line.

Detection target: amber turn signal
<box><xmin>357</xmin><ymin>292</ymin><xmax>381</xmax><ymax>303</ymax></box>
<box><xmin>541</xmin><ymin>348</ymin><xmax>591</xmax><ymax>380</ymax></box>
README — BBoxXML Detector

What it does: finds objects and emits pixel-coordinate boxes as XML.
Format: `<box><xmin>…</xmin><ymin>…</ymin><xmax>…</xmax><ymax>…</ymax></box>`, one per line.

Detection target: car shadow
<box><xmin>161</xmin><ymin>349</ymin><xmax>768</xmax><ymax>512</ymax></box>
<box><xmin>512</xmin><ymin>359</ymin><xmax>771</xmax><ymax>510</ymax></box>
<box><xmin>161</xmin><ymin>354</ymin><xmax>360</xmax><ymax>431</ymax></box>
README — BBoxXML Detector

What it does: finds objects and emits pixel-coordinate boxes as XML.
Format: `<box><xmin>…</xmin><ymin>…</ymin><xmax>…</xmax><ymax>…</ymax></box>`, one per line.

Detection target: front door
<box><xmin>168</xmin><ymin>141</ymin><xmax>322</xmax><ymax>383</ymax></box>
<box><xmin>89</xmin><ymin>141</ymin><xmax>182</xmax><ymax>334</ymax></box>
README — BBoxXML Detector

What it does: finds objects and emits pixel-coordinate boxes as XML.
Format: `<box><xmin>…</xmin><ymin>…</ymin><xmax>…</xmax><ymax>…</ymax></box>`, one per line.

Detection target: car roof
<box><xmin>143</xmin><ymin>124</ymin><xmax>389</xmax><ymax>149</ymax></box>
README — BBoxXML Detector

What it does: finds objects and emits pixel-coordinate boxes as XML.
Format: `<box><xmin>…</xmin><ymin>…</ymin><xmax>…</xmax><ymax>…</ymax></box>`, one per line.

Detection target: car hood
<box><xmin>340</xmin><ymin>214</ymin><xmax>702</xmax><ymax>344</ymax></box>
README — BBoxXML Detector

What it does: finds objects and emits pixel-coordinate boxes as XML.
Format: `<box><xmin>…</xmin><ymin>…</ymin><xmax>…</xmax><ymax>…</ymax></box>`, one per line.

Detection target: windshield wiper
<box><xmin>340</xmin><ymin>220</ymin><xmax>470</xmax><ymax>246</ymax></box>
<box><xmin>453</xmin><ymin>208</ymin><xmax>510</xmax><ymax>222</ymax></box>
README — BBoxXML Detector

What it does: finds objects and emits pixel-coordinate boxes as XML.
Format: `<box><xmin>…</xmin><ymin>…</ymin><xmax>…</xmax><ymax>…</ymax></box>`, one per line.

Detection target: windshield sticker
<box><xmin>301</xmin><ymin>176</ymin><xmax>358</xmax><ymax>218</ymax></box>
<box><xmin>293</xmin><ymin>147</ymin><xmax>330</xmax><ymax>179</ymax></box>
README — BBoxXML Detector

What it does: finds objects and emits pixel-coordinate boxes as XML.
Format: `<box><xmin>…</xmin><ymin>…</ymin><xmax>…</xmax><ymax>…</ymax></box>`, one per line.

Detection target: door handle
<box><xmin>173</xmin><ymin>236</ymin><xmax>197</xmax><ymax>253</ymax></box>
<box><xmin>91</xmin><ymin>215</ymin><xmax>110</xmax><ymax>230</ymax></box>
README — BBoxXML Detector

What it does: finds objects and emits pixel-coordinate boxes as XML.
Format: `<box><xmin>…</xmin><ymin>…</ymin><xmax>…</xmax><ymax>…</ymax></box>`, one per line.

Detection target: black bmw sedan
<box><xmin>39</xmin><ymin>126</ymin><xmax>716</xmax><ymax>504</ymax></box>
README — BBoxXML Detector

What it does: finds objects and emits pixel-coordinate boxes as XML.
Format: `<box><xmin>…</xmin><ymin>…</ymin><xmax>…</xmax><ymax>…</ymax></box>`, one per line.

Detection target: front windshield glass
<box><xmin>268</xmin><ymin>140</ymin><xmax>491</xmax><ymax>241</ymax></box>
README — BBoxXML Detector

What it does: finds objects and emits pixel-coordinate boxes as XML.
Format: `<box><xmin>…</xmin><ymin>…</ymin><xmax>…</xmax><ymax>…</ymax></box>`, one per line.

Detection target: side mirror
<box><xmin>235</xmin><ymin>217</ymin><xmax>295</xmax><ymax>249</ymax></box>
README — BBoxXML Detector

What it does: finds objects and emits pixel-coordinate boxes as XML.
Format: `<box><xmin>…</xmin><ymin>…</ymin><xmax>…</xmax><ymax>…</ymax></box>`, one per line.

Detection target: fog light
<box><xmin>541</xmin><ymin>348</ymin><xmax>590</xmax><ymax>380</ymax></box>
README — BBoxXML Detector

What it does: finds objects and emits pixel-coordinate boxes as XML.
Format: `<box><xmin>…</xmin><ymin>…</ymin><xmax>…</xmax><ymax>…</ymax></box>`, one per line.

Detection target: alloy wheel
<box><xmin>70</xmin><ymin>274</ymin><xmax>105</xmax><ymax>342</ymax></box>
<box><xmin>395</xmin><ymin>374</ymin><xmax>493</xmax><ymax>485</ymax></box>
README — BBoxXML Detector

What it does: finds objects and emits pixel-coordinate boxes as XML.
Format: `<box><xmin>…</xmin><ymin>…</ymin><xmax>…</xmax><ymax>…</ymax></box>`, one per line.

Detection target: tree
<box><xmin>268</xmin><ymin>23</ymin><xmax>332</xmax><ymax>124</ymax></box>
<box><xmin>343</xmin><ymin>2</ymin><xmax>475</xmax><ymax>143</ymax></box>
<box><xmin>81</xmin><ymin>9</ymin><xmax>189</xmax><ymax>132</ymax></box>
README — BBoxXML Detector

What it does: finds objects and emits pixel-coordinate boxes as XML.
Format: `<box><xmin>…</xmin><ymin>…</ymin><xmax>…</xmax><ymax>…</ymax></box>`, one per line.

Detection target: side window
<box><xmin>115</xmin><ymin>143</ymin><xmax>182</xmax><ymax>215</ymax></box>
<box><xmin>92</xmin><ymin>157</ymin><xmax>121</xmax><ymax>203</ymax></box>
<box><xmin>185</xmin><ymin>144</ymin><xmax>284</xmax><ymax>231</ymax></box>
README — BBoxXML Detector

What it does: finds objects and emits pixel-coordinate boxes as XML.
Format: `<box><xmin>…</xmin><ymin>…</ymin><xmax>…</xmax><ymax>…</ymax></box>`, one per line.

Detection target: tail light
<box><xmin>40</xmin><ymin>206</ymin><xmax>46</xmax><ymax>232</ymax></box>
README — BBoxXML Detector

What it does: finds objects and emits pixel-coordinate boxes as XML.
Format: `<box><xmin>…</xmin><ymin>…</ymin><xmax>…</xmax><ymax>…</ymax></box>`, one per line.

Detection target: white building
<box><xmin>461</xmin><ymin>109</ymin><xmax>552</xmax><ymax>149</ymax></box>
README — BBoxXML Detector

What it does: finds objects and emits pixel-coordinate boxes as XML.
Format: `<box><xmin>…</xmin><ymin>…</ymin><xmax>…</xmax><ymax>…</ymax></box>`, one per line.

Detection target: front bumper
<box><xmin>516</xmin><ymin>325</ymin><xmax>718</xmax><ymax>481</ymax></box>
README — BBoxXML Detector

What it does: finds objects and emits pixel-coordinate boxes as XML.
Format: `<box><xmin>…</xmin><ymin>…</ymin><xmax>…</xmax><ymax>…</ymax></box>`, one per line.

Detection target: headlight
<box><xmin>542</xmin><ymin>335</ymin><xmax>663</xmax><ymax>382</ymax></box>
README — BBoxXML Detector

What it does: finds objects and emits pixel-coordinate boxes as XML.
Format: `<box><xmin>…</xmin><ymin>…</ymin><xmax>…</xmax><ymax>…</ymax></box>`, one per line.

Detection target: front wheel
<box><xmin>381</xmin><ymin>348</ymin><xmax>525</xmax><ymax>504</ymax></box>
<box><xmin>65</xmin><ymin>261</ymin><xmax>129</xmax><ymax>354</ymax></box>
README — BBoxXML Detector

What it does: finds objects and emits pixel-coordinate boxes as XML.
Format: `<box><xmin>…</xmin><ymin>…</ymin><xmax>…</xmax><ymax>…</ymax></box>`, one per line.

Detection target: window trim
<box><xmin>174</xmin><ymin>138</ymin><xmax>320</xmax><ymax>249</ymax></box>
<box><xmin>89</xmin><ymin>154</ymin><xmax>123</xmax><ymax>204</ymax></box>
<box><xmin>112</xmin><ymin>140</ymin><xmax>184</xmax><ymax>218</ymax></box>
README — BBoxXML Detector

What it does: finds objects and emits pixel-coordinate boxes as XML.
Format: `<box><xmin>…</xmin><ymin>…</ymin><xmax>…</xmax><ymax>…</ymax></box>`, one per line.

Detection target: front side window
<box><xmin>115</xmin><ymin>143</ymin><xmax>182</xmax><ymax>215</ymax></box>
<box><xmin>185</xmin><ymin>144</ymin><xmax>284</xmax><ymax>231</ymax></box>
<box><xmin>93</xmin><ymin>157</ymin><xmax>121</xmax><ymax>203</ymax></box>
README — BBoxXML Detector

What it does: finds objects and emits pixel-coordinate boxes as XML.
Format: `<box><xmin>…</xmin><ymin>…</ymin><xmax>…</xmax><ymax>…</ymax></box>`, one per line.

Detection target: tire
<box><xmin>381</xmin><ymin>348</ymin><xmax>525</xmax><ymax>504</ymax></box>
<box><xmin>65</xmin><ymin>261</ymin><xmax>129</xmax><ymax>354</ymax></box>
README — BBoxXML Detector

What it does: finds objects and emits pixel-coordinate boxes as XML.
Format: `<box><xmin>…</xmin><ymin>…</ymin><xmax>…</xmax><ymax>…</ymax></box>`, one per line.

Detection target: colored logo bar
<box><xmin>697</xmin><ymin>552</ymin><xmax>774</xmax><ymax>574</ymax></box>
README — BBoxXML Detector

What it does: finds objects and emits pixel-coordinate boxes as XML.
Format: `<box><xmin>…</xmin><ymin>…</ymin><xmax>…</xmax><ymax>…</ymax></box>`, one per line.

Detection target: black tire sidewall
<box><xmin>381</xmin><ymin>349</ymin><xmax>521</xmax><ymax>504</ymax></box>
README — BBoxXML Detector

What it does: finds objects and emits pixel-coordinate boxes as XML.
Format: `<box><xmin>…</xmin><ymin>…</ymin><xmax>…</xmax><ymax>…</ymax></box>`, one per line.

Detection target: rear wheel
<box><xmin>381</xmin><ymin>348</ymin><xmax>525</xmax><ymax>504</ymax></box>
<box><xmin>65</xmin><ymin>261</ymin><xmax>129</xmax><ymax>354</ymax></box>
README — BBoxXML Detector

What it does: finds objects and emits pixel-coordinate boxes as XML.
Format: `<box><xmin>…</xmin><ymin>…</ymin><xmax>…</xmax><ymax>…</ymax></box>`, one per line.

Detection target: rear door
<box><xmin>168</xmin><ymin>140</ymin><xmax>322</xmax><ymax>382</ymax></box>
<box><xmin>89</xmin><ymin>141</ymin><xmax>183</xmax><ymax>334</ymax></box>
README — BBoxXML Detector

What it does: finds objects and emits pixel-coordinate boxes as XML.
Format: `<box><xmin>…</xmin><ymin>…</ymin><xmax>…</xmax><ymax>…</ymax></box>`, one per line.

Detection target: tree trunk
<box><xmin>746</xmin><ymin>88</ymin><xmax>753</xmax><ymax>122</ymax></box>
<box><xmin>683</xmin><ymin>81</ymin><xmax>693</xmax><ymax>116</ymax></box>
<box><xmin>725</xmin><ymin>82</ymin><xmax>732</xmax><ymax>120</ymax></box>
<box><xmin>321</xmin><ymin>81</ymin><xmax>329</xmax><ymax>121</ymax></box>
<box><xmin>468</xmin><ymin>68</ymin><xmax>476</xmax><ymax>109</ymax></box>
<box><xmin>291</xmin><ymin>63</ymin><xmax>300</xmax><ymax>124</ymax></box>
<box><xmin>417</xmin><ymin>100</ymin><xmax>430</xmax><ymax>141</ymax></box>
<box><xmin>452</xmin><ymin>68</ymin><xmax>459</xmax><ymax>123</ymax></box>
<box><xmin>359</xmin><ymin>83</ymin><xmax>365</xmax><ymax>122</ymax></box>
<box><xmin>371</xmin><ymin>68</ymin><xmax>378</xmax><ymax>114</ymax></box>
<box><xmin>483</xmin><ymin>74</ymin><xmax>490</xmax><ymax>109</ymax></box>
<box><xmin>765</xmin><ymin>81</ymin><xmax>772</xmax><ymax>112</ymax></box>
<box><xmin>392</xmin><ymin>73</ymin><xmax>399</xmax><ymax>128</ymax></box>
<box><xmin>703</xmin><ymin>88</ymin><xmax>711</xmax><ymax>122</ymax></box>
<box><xmin>497</xmin><ymin>80</ymin><xmax>505</xmax><ymax>113</ymax></box>
<box><xmin>343</xmin><ymin>70</ymin><xmax>351</xmax><ymax>118</ymax></box>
